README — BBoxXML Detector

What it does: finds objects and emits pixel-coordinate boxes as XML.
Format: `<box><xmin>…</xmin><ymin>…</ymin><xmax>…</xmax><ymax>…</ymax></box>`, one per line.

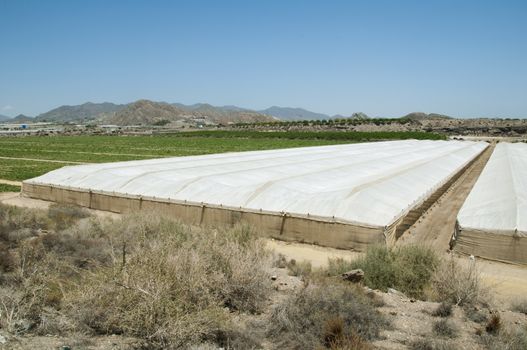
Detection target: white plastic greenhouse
<box><xmin>455</xmin><ymin>142</ymin><xmax>527</xmax><ymax>264</ymax></box>
<box><xmin>22</xmin><ymin>140</ymin><xmax>487</xmax><ymax>250</ymax></box>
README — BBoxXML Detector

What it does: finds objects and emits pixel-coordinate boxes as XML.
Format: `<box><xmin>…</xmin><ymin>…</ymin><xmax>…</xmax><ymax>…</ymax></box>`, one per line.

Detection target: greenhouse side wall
<box><xmin>22</xmin><ymin>182</ymin><xmax>385</xmax><ymax>251</ymax></box>
<box><xmin>454</xmin><ymin>226</ymin><xmax>527</xmax><ymax>265</ymax></box>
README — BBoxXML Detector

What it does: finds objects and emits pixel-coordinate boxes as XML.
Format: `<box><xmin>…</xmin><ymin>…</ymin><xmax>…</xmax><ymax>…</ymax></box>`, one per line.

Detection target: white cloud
<box><xmin>2</xmin><ymin>105</ymin><xmax>14</xmax><ymax>111</ymax></box>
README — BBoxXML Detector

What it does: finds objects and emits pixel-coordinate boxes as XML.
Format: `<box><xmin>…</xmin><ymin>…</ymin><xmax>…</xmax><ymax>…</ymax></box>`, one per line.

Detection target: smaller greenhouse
<box><xmin>455</xmin><ymin>142</ymin><xmax>527</xmax><ymax>265</ymax></box>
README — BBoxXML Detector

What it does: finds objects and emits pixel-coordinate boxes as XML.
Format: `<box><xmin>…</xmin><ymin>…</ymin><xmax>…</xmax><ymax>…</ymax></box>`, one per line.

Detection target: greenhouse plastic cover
<box><xmin>458</xmin><ymin>142</ymin><xmax>527</xmax><ymax>236</ymax></box>
<box><xmin>25</xmin><ymin>140</ymin><xmax>487</xmax><ymax>227</ymax></box>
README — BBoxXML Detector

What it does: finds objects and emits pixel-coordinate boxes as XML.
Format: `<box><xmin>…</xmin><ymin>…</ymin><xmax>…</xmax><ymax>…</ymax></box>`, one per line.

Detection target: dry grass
<box><xmin>61</xmin><ymin>215</ymin><xmax>271</xmax><ymax>348</ymax></box>
<box><xmin>481</xmin><ymin>325</ymin><xmax>527</xmax><ymax>350</ymax></box>
<box><xmin>485</xmin><ymin>313</ymin><xmax>502</xmax><ymax>335</ymax></box>
<box><xmin>0</xmin><ymin>205</ymin><xmax>273</xmax><ymax>348</ymax></box>
<box><xmin>286</xmin><ymin>259</ymin><xmax>313</xmax><ymax>279</ymax></box>
<box><xmin>267</xmin><ymin>282</ymin><xmax>388</xmax><ymax>349</ymax></box>
<box><xmin>432</xmin><ymin>302</ymin><xmax>453</xmax><ymax>318</ymax></box>
<box><xmin>432</xmin><ymin>319</ymin><xmax>458</xmax><ymax>338</ymax></box>
<box><xmin>432</xmin><ymin>256</ymin><xmax>486</xmax><ymax>307</ymax></box>
<box><xmin>511</xmin><ymin>299</ymin><xmax>527</xmax><ymax>315</ymax></box>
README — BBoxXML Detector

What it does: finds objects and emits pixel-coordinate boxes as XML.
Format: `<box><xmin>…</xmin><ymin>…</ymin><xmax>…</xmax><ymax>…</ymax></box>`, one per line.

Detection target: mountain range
<box><xmin>0</xmin><ymin>114</ymin><xmax>12</xmax><ymax>122</ymax></box>
<box><xmin>1</xmin><ymin>100</ymin><xmax>458</xmax><ymax>125</ymax></box>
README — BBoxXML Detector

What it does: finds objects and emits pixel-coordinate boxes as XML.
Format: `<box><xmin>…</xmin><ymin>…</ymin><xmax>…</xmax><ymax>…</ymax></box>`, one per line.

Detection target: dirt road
<box><xmin>396</xmin><ymin>143</ymin><xmax>495</xmax><ymax>248</ymax></box>
<box><xmin>0</xmin><ymin>179</ymin><xmax>22</xmax><ymax>186</ymax></box>
<box><xmin>394</xmin><ymin>143</ymin><xmax>527</xmax><ymax>304</ymax></box>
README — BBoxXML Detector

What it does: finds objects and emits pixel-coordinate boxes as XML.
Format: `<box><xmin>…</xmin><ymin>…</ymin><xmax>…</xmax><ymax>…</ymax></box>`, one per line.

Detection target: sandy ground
<box><xmin>0</xmin><ymin>179</ymin><xmax>22</xmax><ymax>186</ymax></box>
<box><xmin>0</xmin><ymin>192</ymin><xmax>120</xmax><ymax>219</ymax></box>
<box><xmin>266</xmin><ymin>239</ymin><xmax>361</xmax><ymax>268</ymax></box>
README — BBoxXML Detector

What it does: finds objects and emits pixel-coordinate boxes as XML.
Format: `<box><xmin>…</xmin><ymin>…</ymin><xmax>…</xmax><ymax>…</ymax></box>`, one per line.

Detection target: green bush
<box><xmin>330</xmin><ymin>245</ymin><xmax>439</xmax><ymax>299</ymax></box>
<box><xmin>392</xmin><ymin>245</ymin><xmax>439</xmax><ymax>298</ymax></box>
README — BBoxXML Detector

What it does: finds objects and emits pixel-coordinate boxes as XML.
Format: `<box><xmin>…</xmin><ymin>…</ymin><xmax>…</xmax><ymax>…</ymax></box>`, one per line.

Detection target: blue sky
<box><xmin>1</xmin><ymin>0</ymin><xmax>526</xmax><ymax>118</ymax></box>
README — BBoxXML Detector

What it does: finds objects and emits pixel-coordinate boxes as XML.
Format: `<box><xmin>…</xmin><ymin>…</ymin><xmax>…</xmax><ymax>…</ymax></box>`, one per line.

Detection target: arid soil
<box><xmin>1</xmin><ymin>192</ymin><xmax>527</xmax><ymax>349</ymax></box>
<box><xmin>3</xmin><ymin>192</ymin><xmax>526</xmax><ymax>310</ymax></box>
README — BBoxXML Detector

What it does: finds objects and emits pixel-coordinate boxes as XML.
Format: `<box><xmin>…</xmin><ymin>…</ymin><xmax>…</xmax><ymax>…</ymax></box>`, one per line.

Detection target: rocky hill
<box><xmin>332</xmin><ymin>112</ymin><xmax>370</xmax><ymax>120</ymax></box>
<box><xmin>36</xmin><ymin>102</ymin><xmax>125</xmax><ymax>122</ymax></box>
<box><xmin>108</xmin><ymin>100</ymin><xmax>275</xmax><ymax>125</ymax></box>
<box><xmin>0</xmin><ymin>114</ymin><xmax>11</xmax><ymax>122</ymax></box>
<box><xmin>259</xmin><ymin>106</ymin><xmax>329</xmax><ymax>121</ymax></box>
<box><xmin>9</xmin><ymin>114</ymin><xmax>34</xmax><ymax>123</ymax></box>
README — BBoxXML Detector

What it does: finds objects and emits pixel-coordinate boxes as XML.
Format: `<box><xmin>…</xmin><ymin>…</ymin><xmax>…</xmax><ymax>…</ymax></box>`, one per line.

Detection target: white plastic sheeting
<box><xmin>25</xmin><ymin>140</ymin><xmax>487</xmax><ymax>227</ymax></box>
<box><xmin>458</xmin><ymin>142</ymin><xmax>527</xmax><ymax>237</ymax></box>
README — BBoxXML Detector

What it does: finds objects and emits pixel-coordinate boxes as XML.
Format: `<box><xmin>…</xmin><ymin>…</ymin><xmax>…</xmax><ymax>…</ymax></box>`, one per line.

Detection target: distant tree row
<box><xmin>178</xmin><ymin>130</ymin><xmax>446</xmax><ymax>141</ymax></box>
<box><xmin>232</xmin><ymin>117</ymin><xmax>414</xmax><ymax>128</ymax></box>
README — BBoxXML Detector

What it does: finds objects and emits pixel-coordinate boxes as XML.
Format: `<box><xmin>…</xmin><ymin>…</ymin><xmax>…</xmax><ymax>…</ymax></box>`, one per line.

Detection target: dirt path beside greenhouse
<box><xmin>0</xmin><ymin>179</ymin><xmax>22</xmax><ymax>186</ymax></box>
<box><xmin>396</xmin><ymin>143</ymin><xmax>495</xmax><ymax>249</ymax></box>
<box><xmin>395</xmin><ymin>143</ymin><xmax>527</xmax><ymax>304</ymax></box>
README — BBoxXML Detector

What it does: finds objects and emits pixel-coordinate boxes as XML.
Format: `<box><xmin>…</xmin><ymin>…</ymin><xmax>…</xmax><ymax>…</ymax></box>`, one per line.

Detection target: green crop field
<box><xmin>0</xmin><ymin>183</ymin><xmax>21</xmax><ymax>192</ymax></box>
<box><xmin>0</xmin><ymin>131</ymin><xmax>445</xmax><ymax>190</ymax></box>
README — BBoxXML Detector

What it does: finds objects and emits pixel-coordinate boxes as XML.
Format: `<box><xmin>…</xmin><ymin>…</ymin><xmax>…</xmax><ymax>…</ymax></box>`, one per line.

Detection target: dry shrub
<box><xmin>485</xmin><ymin>312</ymin><xmax>501</xmax><ymax>334</ymax></box>
<box><xmin>432</xmin><ymin>302</ymin><xmax>453</xmax><ymax>318</ymax></box>
<box><xmin>272</xmin><ymin>252</ymin><xmax>288</xmax><ymax>268</ymax></box>
<box><xmin>0</xmin><ymin>204</ymin><xmax>51</xmax><ymax>244</ymax></box>
<box><xmin>0</xmin><ymin>253</ymin><xmax>69</xmax><ymax>334</ymax></box>
<box><xmin>61</xmin><ymin>213</ymin><xmax>271</xmax><ymax>348</ymax></box>
<box><xmin>0</xmin><ymin>241</ymin><xmax>14</xmax><ymax>272</ymax></box>
<box><xmin>323</xmin><ymin>317</ymin><xmax>372</xmax><ymax>350</ymax></box>
<box><xmin>433</xmin><ymin>319</ymin><xmax>458</xmax><ymax>338</ymax></box>
<box><xmin>1</xmin><ymin>207</ymin><xmax>270</xmax><ymax>347</ymax></box>
<box><xmin>481</xmin><ymin>325</ymin><xmax>527</xmax><ymax>350</ymax></box>
<box><xmin>47</xmin><ymin>203</ymin><xmax>90</xmax><ymax>231</ymax></box>
<box><xmin>466</xmin><ymin>308</ymin><xmax>488</xmax><ymax>323</ymax></box>
<box><xmin>286</xmin><ymin>259</ymin><xmax>313</xmax><ymax>278</ymax></box>
<box><xmin>335</xmin><ymin>245</ymin><xmax>438</xmax><ymax>299</ymax></box>
<box><xmin>511</xmin><ymin>299</ymin><xmax>527</xmax><ymax>314</ymax></box>
<box><xmin>432</xmin><ymin>256</ymin><xmax>486</xmax><ymax>307</ymax></box>
<box><xmin>267</xmin><ymin>282</ymin><xmax>388</xmax><ymax>349</ymax></box>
